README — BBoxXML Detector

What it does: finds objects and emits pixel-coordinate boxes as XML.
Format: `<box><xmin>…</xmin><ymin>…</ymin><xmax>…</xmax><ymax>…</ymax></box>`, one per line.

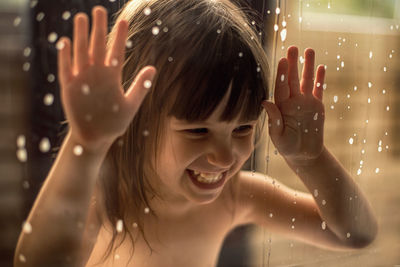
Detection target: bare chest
<box><xmin>87</xmin><ymin>200</ymin><xmax>238</xmax><ymax>267</ymax></box>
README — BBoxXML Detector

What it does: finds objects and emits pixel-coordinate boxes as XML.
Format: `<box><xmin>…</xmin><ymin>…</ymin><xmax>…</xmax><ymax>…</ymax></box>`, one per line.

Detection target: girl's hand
<box><xmin>263</xmin><ymin>46</ymin><xmax>326</xmax><ymax>164</ymax></box>
<box><xmin>57</xmin><ymin>6</ymin><xmax>156</xmax><ymax>150</ymax></box>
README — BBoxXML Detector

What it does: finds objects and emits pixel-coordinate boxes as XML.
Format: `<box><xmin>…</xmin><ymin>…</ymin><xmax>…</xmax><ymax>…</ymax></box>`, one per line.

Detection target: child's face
<box><xmin>153</xmin><ymin>89</ymin><xmax>258</xmax><ymax>205</ymax></box>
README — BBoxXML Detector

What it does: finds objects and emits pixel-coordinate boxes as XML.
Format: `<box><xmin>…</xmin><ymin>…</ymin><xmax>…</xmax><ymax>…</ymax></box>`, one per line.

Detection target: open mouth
<box><xmin>186</xmin><ymin>169</ymin><xmax>227</xmax><ymax>190</ymax></box>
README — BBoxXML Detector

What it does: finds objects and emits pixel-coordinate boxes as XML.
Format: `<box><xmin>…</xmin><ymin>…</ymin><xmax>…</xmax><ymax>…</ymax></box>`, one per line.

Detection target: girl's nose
<box><xmin>206</xmin><ymin>142</ymin><xmax>234</xmax><ymax>169</ymax></box>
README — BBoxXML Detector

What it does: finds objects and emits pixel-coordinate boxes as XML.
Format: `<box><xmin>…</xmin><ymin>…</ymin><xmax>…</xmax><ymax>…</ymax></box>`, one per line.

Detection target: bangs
<box><xmin>167</xmin><ymin>28</ymin><xmax>266</xmax><ymax>123</ymax></box>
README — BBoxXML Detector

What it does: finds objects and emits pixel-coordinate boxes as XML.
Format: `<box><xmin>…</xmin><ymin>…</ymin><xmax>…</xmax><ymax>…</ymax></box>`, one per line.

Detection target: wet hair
<box><xmin>98</xmin><ymin>0</ymin><xmax>269</xmax><ymax>264</ymax></box>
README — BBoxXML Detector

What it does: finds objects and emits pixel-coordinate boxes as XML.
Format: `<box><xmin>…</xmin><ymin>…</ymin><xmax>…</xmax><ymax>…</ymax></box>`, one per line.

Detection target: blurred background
<box><xmin>0</xmin><ymin>0</ymin><xmax>399</xmax><ymax>266</ymax></box>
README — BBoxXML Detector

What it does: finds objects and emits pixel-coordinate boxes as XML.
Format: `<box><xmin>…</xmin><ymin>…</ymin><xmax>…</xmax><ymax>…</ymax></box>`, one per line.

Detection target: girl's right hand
<box><xmin>57</xmin><ymin>6</ymin><xmax>156</xmax><ymax>151</ymax></box>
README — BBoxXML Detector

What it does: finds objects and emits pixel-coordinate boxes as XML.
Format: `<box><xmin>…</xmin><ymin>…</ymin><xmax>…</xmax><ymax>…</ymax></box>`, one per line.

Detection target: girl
<box><xmin>14</xmin><ymin>0</ymin><xmax>377</xmax><ymax>266</ymax></box>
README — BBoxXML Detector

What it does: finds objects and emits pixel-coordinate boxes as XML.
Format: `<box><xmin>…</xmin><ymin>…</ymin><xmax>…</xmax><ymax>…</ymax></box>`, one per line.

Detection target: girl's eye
<box><xmin>233</xmin><ymin>125</ymin><xmax>253</xmax><ymax>136</ymax></box>
<box><xmin>185</xmin><ymin>128</ymin><xmax>208</xmax><ymax>135</ymax></box>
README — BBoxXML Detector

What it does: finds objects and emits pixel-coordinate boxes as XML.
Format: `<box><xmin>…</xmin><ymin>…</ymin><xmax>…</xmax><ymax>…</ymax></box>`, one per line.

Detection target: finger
<box><xmin>313</xmin><ymin>64</ymin><xmax>325</xmax><ymax>101</ymax></box>
<box><xmin>73</xmin><ymin>13</ymin><xmax>89</xmax><ymax>73</ymax></box>
<box><xmin>125</xmin><ymin>66</ymin><xmax>157</xmax><ymax>116</ymax></box>
<box><xmin>287</xmin><ymin>46</ymin><xmax>301</xmax><ymax>97</ymax></box>
<box><xmin>274</xmin><ymin>57</ymin><xmax>290</xmax><ymax>106</ymax></box>
<box><xmin>106</xmin><ymin>19</ymin><xmax>128</xmax><ymax>68</ymax></box>
<box><xmin>57</xmin><ymin>37</ymin><xmax>73</xmax><ymax>85</ymax></box>
<box><xmin>262</xmin><ymin>100</ymin><xmax>283</xmax><ymax>137</ymax></box>
<box><xmin>89</xmin><ymin>6</ymin><xmax>108</xmax><ymax>65</ymax></box>
<box><xmin>301</xmin><ymin>48</ymin><xmax>315</xmax><ymax>95</ymax></box>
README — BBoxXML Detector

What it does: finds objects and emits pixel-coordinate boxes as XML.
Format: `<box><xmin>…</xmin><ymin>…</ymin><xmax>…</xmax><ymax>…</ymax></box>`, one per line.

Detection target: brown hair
<box><xmin>98</xmin><ymin>0</ymin><xmax>269</xmax><ymax>264</ymax></box>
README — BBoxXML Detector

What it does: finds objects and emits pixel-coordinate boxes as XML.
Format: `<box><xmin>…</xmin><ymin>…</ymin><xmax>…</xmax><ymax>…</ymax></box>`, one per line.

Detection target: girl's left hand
<box><xmin>263</xmin><ymin>46</ymin><xmax>326</xmax><ymax>164</ymax></box>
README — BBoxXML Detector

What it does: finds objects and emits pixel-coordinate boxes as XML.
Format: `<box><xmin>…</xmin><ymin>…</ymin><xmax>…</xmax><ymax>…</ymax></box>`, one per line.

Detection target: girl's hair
<box><xmin>98</xmin><ymin>0</ymin><xmax>269</xmax><ymax>264</ymax></box>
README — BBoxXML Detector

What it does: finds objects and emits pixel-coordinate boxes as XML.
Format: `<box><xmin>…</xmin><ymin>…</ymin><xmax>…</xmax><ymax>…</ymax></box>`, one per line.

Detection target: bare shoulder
<box><xmin>232</xmin><ymin>170</ymin><xmax>317</xmax><ymax>228</ymax></box>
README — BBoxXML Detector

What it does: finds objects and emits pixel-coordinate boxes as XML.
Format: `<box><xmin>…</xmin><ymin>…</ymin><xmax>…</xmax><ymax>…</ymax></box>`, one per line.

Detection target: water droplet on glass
<box><xmin>111</xmin><ymin>58</ymin><xmax>118</xmax><ymax>66</ymax></box>
<box><xmin>274</xmin><ymin>24</ymin><xmax>279</xmax><ymax>32</ymax></box>
<box><xmin>299</xmin><ymin>56</ymin><xmax>305</xmax><ymax>64</ymax></box>
<box><xmin>144</xmin><ymin>80</ymin><xmax>152</xmax><ymax>89</ymax></box>
<box><xmin>269</xmin><ymin>213</ymin><xmax>273</xmax><ymax>218</ymax></box>
<box><xmin>143</xmin><ymin>130</ymin><xmax>149</xmax><ymax>136</ymax></box>
<box><xmin>126</xmin><ymin>40</ymin><xmax>133</xmax><ymax>49</ymax></box>
<box><xmin>48</xmin><ymin>32</ymin><xmax>58</xmax><ymax>43</ymax></box>
<box><xmin>36</xmin><ymin>12</ymin><xmax>45</xmax><ymax>21</ymax></box>
<box><xmin>368</xmin><ymin>82</ymin><xmax>372</xmax><ymax>88</ymax></box>
<box><xmin>73</xmin><ymin>145</ymin><xmax>83</xmax><ymax>156</ymax></box>
<box><xmin>17</xmin><ymin>148</ymin><xmax>28</xmax><ymax>162</ymax></box>
<box><xmin>217</xmin><ymin>29</ymin><xmax>221</xmax><ymax>34</ymax></box>
<box><xmin>85</xmin><ymin>114</ymin><xmax>92</xmax><ymax>122</ymax></box>
<box><xmin>132</xmin><ymin>222</ymin><xmax>138</xmax><ymax>228</ymax></box>
<box><xmin>62</xmin><ymin>11</ymin><xmax>71</xmax><ymax>20</ymax></box>
<box><xmin>22</xmin><ymin>180</ymin><xmax>30</xmax><ymax>189</ymax></box>
<box><xmin>39</xmin><ymin>137</ymin><xmax>51</xmax><ymax>153</ymax></box>
<box><xmin>143</xmin><ymin>7</ymin><xmax>151</xmax><ymax>16</ymax></box>
<box><xmin>156</xmin><ymin>19</ymin><xmax>162</xmax><ymax>25</ymax></box>
<box><xmin>357</xmin><ymin>169</ymin><xmax>362</xmax><ymax>175</ymax></box>
<box><xmin>333</xmin><ymin>95</ymin><xmax>338</xmax><ymax>103</ymax></box>
<box><xmin>321</xmin><ymin>221</ymin><xmax>326</xmax><ymax>230</ymax></box>
<box><xmin>299</xmin><ymin>17</ymin><xmax>303</xmax><ymax>23</ymax></box>
<box><xmin>19</xmin><ymin>254</ymin><xmax>26</xmax><ymax>263</ymax></box>
<box><xmin>323</xmin><ymin>84</ymin><xmax>327</xmax><ymax>90</ymax></box>
<box><xmin>152</xmin><ymin>26</ymin><xmax>159</xmax><ymax>35</ymax></box>
<box><xmin>304</xmin><ymin>129</ymin><xmax>309</xmax><ymax>133</ymax></box>
<box><xmin>313</xmin><ymin>113</ymin><xmax>318</xmax><ymax>120</ymax></box>
<box><xmin>168</xmin><ymin>56</ymin><xmax>173</xmax><ymax>62</ymax></box>
<box><xmin>43</xmin><ymin>93</ymin><xmax>54</xmax><ymax>106</ymax></box>
<box><xmin>275</xmin><ymin>7</ymin><xmax>281</xmax><ymax>14</ymax></box>
<box><xmin>276</xmin><ymin>119</ymin><xmax>280</xmax><ymax>126</ymax></box>
<box><xmin>23</xmin><ymin>62</ymin><xmax>30</xmax><ymax>71</ymax></box>
<box><xmin>13</xmin><ymin>16</ymin><xmax>21</xmax><ymax>27</ymax></box>
<box><xmin>322</xmin><ymin>199</ymin><xmax>326</xmax><ymax>205</ymax></box>
<box><xmin>369</xmin><ymin>51</ymin><xmax>373</xmax><ymax>59</ymax></box>
<box><xmin>30</xmin><ymin>0</ymin><xmax>38</xmax><ymax>8</ymax></box>
<box><xmin>163</xmin><ymin>27</ymin><xmax>169</xmax><ymax>33</ymax></box>
<box><xmin>375</xmin><ymin>168</ymin><xmax>380</xmax><ymax>174</ymax></box>
<box><xmin>47</xmin><ymin>74</ymin><xmax>55</xmax><ymax>83</ymax></box>
<box><xmin>22</xmin><ymin>221</ymin><xmax>32</xmax><ymax>234</ymax></box>
<box><xmin>280</xmin><ymin>74</ymin><xmax>285</xmax><ymax>82</ymax></box>
<box><xmin>23</xmin><ymin>47</ymin><xmax>31</xmax><ymax>57</ymax></box>
<box><xmin>282</xmin><ymin>20</ymin><xmax>287</xmax><ymax>27</ymax></box>
<box><xmin>367</xmin><ymin>98</ymin><xmax>371</xmax><ymax>104</ymax></box>
<box><xmin>114</xmin><ymin>254</ymin><xmax>120</xmax><ymax>260</ymax></box>
<box><xmin>56</xmin><ymin>41</ymin><xmax>65</xmax><ymax>50</ymax></box>
<box><xmin>81</xmin><ymin>84</ymin><xmax>90</xmax><ymax>95</ymax></box>
<box><xmin>116</xmin><ymin>219</ymin><xmax>123</xmax><ymax>233</ymax></box>
<box><xmin>144</xmin><ymin>207</ymin><xmax>150</xmax><ymax>214</ymax></box>
<box><xmin>346</xmin><ymin>232</ymin><xmax>351</xmax><ymax>238</ymax></box>
<box><xmin>280</xmin><ymin>29</ymin><xmax>287</xmax><ymax>42</ymax></box>
<box><xmin>386</xmin><ymin>106</ymin><xmax>390</xmax><ymax>111</ymax></box>
<box><xmin>238</xmin><ymin>52</ymin><xmax>243</xmax><ymax>57</ymax></box>
<box><xmin>316</xmin><ymin>82</ymin><xmax>321</xmax><ymax>87</ymax></box>
<box><xmin>349</xmin><ymin>137</ymin><xmax>354</xmax><ymax>145</ymax></box>
<box><xmin>112</xmin><ymin>104</ymin><xmax>119</xmax><ymax>113</ymax></box>
<box><xmin>17</xmin><ymin>135</ymin><xmax>26</xmax><ymax>148</ymax></box>
<box><xmin>314</xmin><ymin>189</ymin><xmax>319</xmax><ymax>197</ymax></box>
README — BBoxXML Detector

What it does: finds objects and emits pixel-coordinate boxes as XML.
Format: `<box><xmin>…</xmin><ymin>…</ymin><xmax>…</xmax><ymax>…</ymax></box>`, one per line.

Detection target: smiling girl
<box><xmin>14</xmin><ymin>0</ymin><xmax>377</xmax><ymax>266</ymax></box>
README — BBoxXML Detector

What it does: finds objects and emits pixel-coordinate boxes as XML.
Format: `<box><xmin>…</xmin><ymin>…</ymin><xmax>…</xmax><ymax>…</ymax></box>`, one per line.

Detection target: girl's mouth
<box><xmin>186</xmin><ymin>169</ymin><xmax>227</xmax><ymax>190</ymax></box>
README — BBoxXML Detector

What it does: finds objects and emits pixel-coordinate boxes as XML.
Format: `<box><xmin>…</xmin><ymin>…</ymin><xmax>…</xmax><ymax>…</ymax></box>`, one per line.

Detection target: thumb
<box><xmin>125</xmin><ymin>66</ymin><xmax>157</xmax><ymax>114</ymax></box>
<box><xmin>262</xmin><ymin>100</ymin><xmax>283</xmax><ymax>137</ymax></box>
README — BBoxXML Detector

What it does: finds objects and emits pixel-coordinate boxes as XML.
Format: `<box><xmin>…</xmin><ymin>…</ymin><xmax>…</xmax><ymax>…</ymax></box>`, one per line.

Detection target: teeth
<box><xmin>190</xmin><ymin>170</ymin><xmax>223</xmax><ymax>184</ymax></box>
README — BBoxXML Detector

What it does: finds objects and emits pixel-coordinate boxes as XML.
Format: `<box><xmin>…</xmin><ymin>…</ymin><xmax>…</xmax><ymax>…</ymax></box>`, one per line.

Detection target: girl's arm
<box><xmin>14</xmin><ymin>6</ymin><xmax>156</xmax><ymax>267</ymax></box>
<box><xmin>238</xmin><ymin>46</ymin><xmax>376</xmax><ymax>249</ymax></box>
<box><xmin>14</xmin><ymin>132</ymin><xmax>109</xmax><ymax>267</ymax></box>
